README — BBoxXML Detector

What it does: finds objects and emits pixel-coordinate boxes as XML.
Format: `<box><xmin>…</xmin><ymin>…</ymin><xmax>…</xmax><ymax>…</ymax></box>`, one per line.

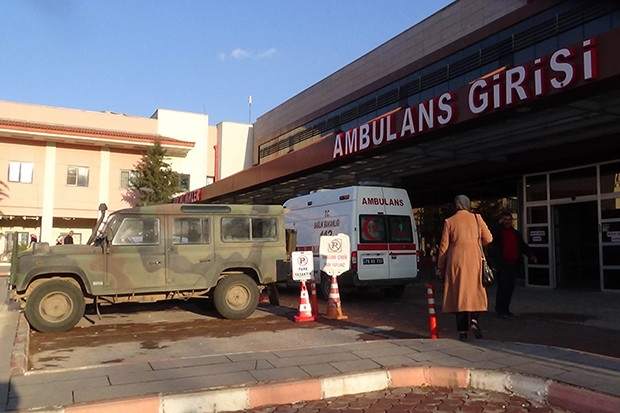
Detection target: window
<box><xmin>221</xmin><ymin>217</ymin><xmax>278</xmax><ymax>241</ymax></box>
<box><xmin>173</xmin><ymin>217</ymin><xmax>210</xmax><ymax>244</ymax></box>
<box><xmin>251</xmin><ymin>218</ymin><xmax>278</xmax><ymax>240</ymax></box>
<box><xmin>120</xmin><ymin>170</ymin><xmax>139</xmax><ymax>189</ymax></box>
<box><xmin>549</xmin><ymin>167</ymin><xmax>596</xmax><ymax>199</ymax></box>
<box><xmin>67</xmin><ymin>166</ymin><xmax>89</xmax><ymax>187</ymax></box>
<box><xmin>359</xmin><ymin>215</ymin><xmax>387</xmax><ymax>243</ymax></box>
<box><xmin>525</xmin><ymin>174</ymin><xmax>547</xmax><ymax>202</ymax></box>
<box><xmin>179</xmin><ymin>174</ymin><xmax>190</xmax><ymax>192</ymax></box>
<box><xmin>8</xmin><ymin>162</ymin><xmax>33</xmax><ymax>183</ymax></box>
<box><xmin>600</xmin><ymin>161</ymin><xmax>620</xmax><ymax>194</ymax></box>
<box><xmin>387</xmin><ymin>216</ymin><xmax>413</xmax><ymax>243</ymax></box>
<box><xmin>112</xmin><ymin>217</ymin><xmax>160</xmax><ymax>245</ymax></box>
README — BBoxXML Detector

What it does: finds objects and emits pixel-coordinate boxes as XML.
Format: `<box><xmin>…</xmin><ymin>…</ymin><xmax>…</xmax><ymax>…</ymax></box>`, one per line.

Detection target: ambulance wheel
<box><xmin>319</xmin><ymin>272</ymin><xmax>331</xmax><ymax>300</ymax></box>
<box><xmin>25</xmin><ymin>279</ymin><xmax>85</xmax><ymax>333</ymax></box>
<box><xmin>382</xmin><ymin>285</ymin><xmax>406</xmax><ymax>299</ymax></box>
<box><xmin>213</xmin><ymin>274</ymin><xmax>259</xmax><ymax>319</ymax></box>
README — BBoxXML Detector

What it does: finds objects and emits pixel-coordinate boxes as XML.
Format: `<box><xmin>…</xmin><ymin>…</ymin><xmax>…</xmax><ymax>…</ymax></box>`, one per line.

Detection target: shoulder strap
<box><xmin>474</xmin><ymin>213</ymin><xmax>485</xmax><ymax>257</ymax></box>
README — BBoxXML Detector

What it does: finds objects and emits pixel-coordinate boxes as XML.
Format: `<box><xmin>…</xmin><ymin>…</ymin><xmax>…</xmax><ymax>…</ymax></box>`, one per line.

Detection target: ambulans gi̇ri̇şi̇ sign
<box><xmin>319</xmin><ymin>234</ymin><xmax>351</xmax><ymax>277</ymax></box>
<box><xmin>291</xmin><ymin>251</ymin><xmax>314</xmax><ymax>281</ymax></box>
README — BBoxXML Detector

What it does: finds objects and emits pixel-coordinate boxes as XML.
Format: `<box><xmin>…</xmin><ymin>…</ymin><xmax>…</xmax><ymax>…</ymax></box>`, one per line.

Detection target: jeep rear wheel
<box><xmin>213</xmin><ymin>274</ymin><xmax>259</xmax><ymax>319</ymax></box>
<box><xmin>25</xmin><ymin>280</ymin><xmax>85</xmax><ymax>333</ymax></box>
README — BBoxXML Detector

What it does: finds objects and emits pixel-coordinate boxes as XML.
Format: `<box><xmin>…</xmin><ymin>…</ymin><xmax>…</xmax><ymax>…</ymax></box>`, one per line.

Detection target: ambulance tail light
<box><xmin>351</xmin><ymin>251</ymin><xmax>357</xmax><ymax>270</ymax></box>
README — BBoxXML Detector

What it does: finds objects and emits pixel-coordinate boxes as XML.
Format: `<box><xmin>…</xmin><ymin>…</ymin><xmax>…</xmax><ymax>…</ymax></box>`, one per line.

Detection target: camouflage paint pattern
<box><xmin>10</xmin><ymin>204</ymin><xmax>287</xmax><ymax>302</ymax></box>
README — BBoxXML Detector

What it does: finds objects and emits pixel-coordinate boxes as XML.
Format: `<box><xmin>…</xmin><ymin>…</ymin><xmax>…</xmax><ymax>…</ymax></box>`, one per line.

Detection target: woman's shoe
<box><xmin>459</xmin><ymin>332</ymin><xmax>468</xmax><ymax>341</ymax></box>
<box><xmin>470</xmin><ymin>321</ymin><xmax>483</xmax><ymax>339</ymax></box>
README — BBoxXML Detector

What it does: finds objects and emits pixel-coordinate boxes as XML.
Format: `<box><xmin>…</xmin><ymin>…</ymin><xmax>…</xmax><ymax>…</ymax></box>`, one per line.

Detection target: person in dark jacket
<box><xmin>63</xmin><ymin>230</ymin><xmax>74</xmax><ymax>245</ymax></box>
<box><xmin>489</xmin><ymin>210</ymin><xmax>537</xmax><ymax>318</ymax></box>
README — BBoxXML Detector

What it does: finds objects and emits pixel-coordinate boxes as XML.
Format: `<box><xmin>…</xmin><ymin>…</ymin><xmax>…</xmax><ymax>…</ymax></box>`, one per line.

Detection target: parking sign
<box><xmin>319</xmin><ymin>233</ymin><xmax>351</xmax><ymax>277</ymax></box>
<box><xmin>291</xmin><ymin>251</ymin><xmax>314</xmax><ymax>281</ymax></box>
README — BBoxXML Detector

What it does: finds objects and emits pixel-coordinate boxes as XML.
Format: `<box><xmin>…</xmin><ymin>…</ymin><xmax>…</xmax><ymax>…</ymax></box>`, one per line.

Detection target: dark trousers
<box><xmin>455</xmin><ymin>312</ymin><xmax>480</xmax><ymax>332</ymax></box>
<box><xmin>495</xmin><ymin>263</ymin><xmax>519</xmax><ymax>314</ymax></box>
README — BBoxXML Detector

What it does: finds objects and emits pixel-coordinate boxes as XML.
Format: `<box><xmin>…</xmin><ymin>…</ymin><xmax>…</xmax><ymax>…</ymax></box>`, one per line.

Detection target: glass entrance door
<box><xmin>552</xmin><ymin>201</ymin><xmax>600</xmax><ymax>290</ymax></box>
<box><xmin>601</xmin><ymin>197</ymin><xmax>620</xmax><ymax>290</ymax></box>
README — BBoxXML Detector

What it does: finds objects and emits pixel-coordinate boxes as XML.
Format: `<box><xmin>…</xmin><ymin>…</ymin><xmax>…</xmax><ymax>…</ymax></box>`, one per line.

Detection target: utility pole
<box><xmin>248</xmin><ymin>95</ymin><xmax>252</xmax><ymax>124</ymax></box>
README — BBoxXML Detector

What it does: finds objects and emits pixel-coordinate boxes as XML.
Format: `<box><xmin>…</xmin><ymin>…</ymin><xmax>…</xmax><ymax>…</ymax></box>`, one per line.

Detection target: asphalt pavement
<box><xmin>2</xmin><ymin>266</ymin><xmax>620</xmax><ymax>413</ymax></box>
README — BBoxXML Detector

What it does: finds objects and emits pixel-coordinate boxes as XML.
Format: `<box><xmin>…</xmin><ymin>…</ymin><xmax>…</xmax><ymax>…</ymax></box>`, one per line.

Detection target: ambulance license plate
<box><xmin>362</xmin><ymin>258</ymin><xmax>384</xmax><ymax>265</ymax></box>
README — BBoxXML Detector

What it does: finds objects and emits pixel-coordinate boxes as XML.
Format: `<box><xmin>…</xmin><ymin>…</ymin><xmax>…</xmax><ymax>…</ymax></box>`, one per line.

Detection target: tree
<box><xmin>129</xmin><ymin>142</ymin><xmax>180</xmax><ymax>206</ymax></box>
<box><xmin>0</xmin><ymin>180</ymin><xmax>7</xmax><ymax>201</ymax></box>
<box><xmin>416</xmin><ymin>202</ymin><xmax>452</xmax><ymax>254</ymax></box>
<box><xmin>0</xmin><ymin>180</ymin><xmax>8</xmax><ymax>214</ymax></box>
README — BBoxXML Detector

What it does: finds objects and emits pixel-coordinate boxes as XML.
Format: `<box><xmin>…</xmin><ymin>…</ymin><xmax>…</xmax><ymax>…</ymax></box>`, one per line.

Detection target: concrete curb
<box><xmin>10</xmin><ymin>313</ymin><xmax>29</xmax><ymax>377</ymax></box>
<box><xmin>20</xmin><ymin>365</ymin><xmax>620</xmax><ymax>413</ymax></box>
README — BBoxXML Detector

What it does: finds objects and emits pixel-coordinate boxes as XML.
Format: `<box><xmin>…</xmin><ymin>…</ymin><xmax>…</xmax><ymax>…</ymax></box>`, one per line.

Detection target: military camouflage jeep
<box><xmin>9</xmin><ymin>203</ymin><xmax>287</xmax><ymax>333</ymax></box>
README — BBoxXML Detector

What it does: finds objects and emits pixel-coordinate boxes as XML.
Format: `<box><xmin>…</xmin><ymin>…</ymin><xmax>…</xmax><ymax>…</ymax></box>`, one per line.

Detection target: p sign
<box><xmin>291</xmin><ymin>251</ymin><xmax>314</xmax><ymax>281</ymax></box>
<box><xmin>319</xmin><ymin>233</ymin><xmax>351</xmax><ymax>277</ymax></box>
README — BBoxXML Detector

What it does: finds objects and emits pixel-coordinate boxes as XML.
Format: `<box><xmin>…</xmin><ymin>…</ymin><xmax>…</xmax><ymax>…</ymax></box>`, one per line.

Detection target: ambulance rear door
<box><xmin>382</xmin><ymin>187</ymin><xmax>417</xmax><ymax>280</ymax></box>
<box><xmin>356</xmin><ymin>187</ymin><xmax>417</xmax><ymax>281</ymax></box>
<box><xmin>356</xmin><ymin>187</ymin><xmax>391</xmax><ymax>281</ymax></box>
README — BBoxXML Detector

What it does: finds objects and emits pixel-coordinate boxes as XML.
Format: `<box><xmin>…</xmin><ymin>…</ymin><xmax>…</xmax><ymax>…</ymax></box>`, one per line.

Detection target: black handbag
<box><xmin>481</xmin><ymin>257</ymin><xmax>496</xmax><ymax>287</ymax></box>
<box><xmin>475</xmin><ymin>214</ymin><xmax>496</xmax><ymax>287</ymax></box>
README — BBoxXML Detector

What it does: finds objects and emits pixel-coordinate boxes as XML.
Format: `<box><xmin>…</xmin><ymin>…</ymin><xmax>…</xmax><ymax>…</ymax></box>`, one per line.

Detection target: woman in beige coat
<box><xmin>436</xmin><ymin>195</ymin><xmax>493</xmax><ymax>341</ymax></box>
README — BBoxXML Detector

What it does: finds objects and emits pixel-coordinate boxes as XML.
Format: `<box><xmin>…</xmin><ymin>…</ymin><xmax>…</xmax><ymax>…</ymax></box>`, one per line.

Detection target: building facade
<box><xmin>0</xmin><ymin>101</ymin><xmax>219</xmax><ymax>257</ymax></box>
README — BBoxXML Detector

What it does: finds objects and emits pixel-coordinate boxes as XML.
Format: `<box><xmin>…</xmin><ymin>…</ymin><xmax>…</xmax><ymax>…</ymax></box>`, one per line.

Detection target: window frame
<box><xmin>221</xmin><ymin>216</ymin><xmax>278</xmax><ymax>242</ymax></box>
<box><xmin>66</xmin><ymin>166</ymin><xmax>89</xmax><ymax>187</ymax></box>
<box><xmin>8</xmin><ymin>161</ymin><xmax>34</xmax><ymax>183</ymax></box>
<box><xmin>111</xmin><ymin>217</ymin><xmax>160</xmax><ymax>246</ymax></box>
<box><xmin>179</xmin><ymin>174</ymin><xmax>191</xmax><ymax>192</ymax></box>
<box><xmin>120</xmin><ymin>170</ymin><xmax>139</xmax><ymax>189</ymax></box>
<box><xmin>172</xmin><ymin>217</ymin><xmax>211</xmax><ymax>245</ymax></box>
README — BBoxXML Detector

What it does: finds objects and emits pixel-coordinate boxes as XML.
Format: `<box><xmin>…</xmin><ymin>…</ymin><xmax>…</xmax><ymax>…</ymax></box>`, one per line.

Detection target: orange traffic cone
<box><xmin>294</xmin><ymin>281</ymin><xmax>316</xmax><ymax>322</ymax></box>
<box><xmin>324</xmin><ymin>275</ymin><xmax>348</xmax><ymax>320</ymax></box>
<box><xmin>309</xmin><ymin>279</ymin><xmax>319</xmax><ymax>318</ymax></box>
<box><xmin>426</xmin><ymin>283</ymin><xmax>439</xmax><ymax>339</ymax></box>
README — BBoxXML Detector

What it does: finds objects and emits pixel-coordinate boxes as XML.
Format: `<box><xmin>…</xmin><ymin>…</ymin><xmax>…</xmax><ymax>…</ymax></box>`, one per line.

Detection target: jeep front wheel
<box><xmin>25</xmin><ymin>280</ymin><xmax>85</xmax><ymax>333</ymax></box>
<box><xmin>213</xmin><ymin>274</ymin><xmax>259</xmax><ymax>320</ymax></box>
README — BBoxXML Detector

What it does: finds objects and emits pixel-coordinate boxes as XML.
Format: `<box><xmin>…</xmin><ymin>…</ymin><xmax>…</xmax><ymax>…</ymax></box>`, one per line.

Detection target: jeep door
<box><xmin>166</xmin><ymin>216</ymin><xmax>216</xmax><ymax>289</ymax></box>
<box><xmin>105</xmin><ymin>216</ymin><xmax>167</xmax><ymax>292</ymax></box>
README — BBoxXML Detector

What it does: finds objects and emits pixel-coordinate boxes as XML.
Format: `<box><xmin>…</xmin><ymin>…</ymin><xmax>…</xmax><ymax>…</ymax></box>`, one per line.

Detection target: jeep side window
<box><xmin>222</xmin><ymin>217</ymin><xmax>251</xmax><ymax>241</ymax></box>
<box><xmin>221</xmin><ymin>217</ymin><xmax>278</xmax><ymax>241</ymax></box>
<box><xmin>251</xmin><ymin>217</ymin><xmax>278</xmax><ymax>241</ymax></box>
<box><xmin>173</xmin><ymin>217</ymin><xmax>211</xmax><ymax>244</ymax></box>
<box><xmin>112</xmin><ymin>217</ymin><xmax>160</xmax><ymax>245</ymax></box>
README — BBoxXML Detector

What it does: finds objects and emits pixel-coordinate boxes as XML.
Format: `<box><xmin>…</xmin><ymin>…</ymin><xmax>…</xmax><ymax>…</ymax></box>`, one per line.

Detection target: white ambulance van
<box><xmin>283</xmin><ymin>186</ymin><xmax>419</xmax><ymax>299</ymax></box>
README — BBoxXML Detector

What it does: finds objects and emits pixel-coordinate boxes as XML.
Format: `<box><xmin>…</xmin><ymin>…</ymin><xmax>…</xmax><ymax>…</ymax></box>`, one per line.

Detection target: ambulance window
<box><xmin>359</xmin><ymin>215</ymin><xmax>387</xmax><ymax>243</ymax></box>
<box><xmin>387</xmin><ymin>215</ymin><xmax>413</xmax><ymax>243</ymax></box>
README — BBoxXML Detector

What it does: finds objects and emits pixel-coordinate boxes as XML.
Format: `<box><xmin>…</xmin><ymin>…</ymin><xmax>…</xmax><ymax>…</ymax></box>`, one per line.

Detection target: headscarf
<box><xmin>454</xmin><ymin>194</ymin><xmax>471</xmax><ymax>211</ymax></box>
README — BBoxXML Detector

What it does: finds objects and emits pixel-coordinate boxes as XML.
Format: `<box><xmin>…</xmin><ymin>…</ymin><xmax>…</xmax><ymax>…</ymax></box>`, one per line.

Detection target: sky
<box><xmin>1</xmin><ymin>0</ymin><xmax>454</xmax><ymax>126</ymax></box>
